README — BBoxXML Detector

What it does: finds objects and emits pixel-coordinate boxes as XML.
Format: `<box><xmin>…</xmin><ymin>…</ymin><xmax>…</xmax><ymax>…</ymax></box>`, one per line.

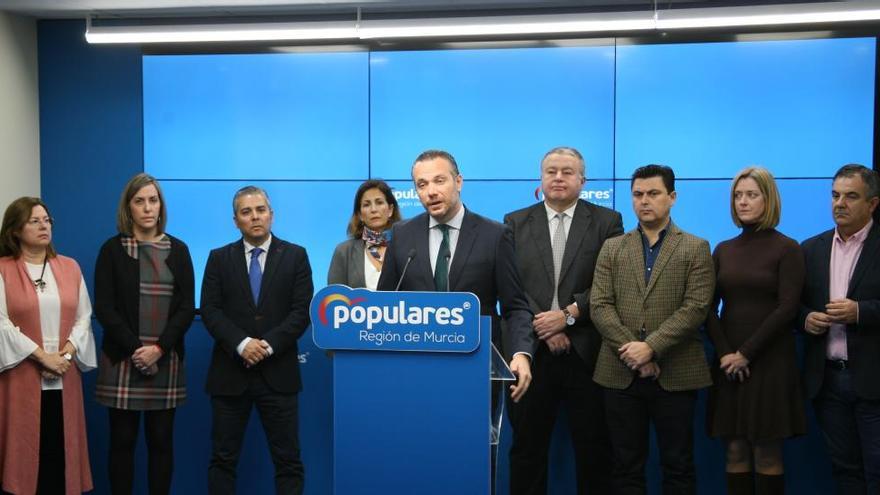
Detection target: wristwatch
<box><xmin>62</xmin><ymin>352</ymin><xmax>72</xmax><ymax>361</ymax></box>
<box><xmin>562</xmin><ymin>308</ymin><xmax>576</xmax><ymax>326</ymax></box>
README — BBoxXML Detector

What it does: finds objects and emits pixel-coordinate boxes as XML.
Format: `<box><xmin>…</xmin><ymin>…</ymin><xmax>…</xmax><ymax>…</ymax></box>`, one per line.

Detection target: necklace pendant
<box><xmin>34</xmin><ymin>279</ymin><xmax>46</xmax><ymax>293</ymax></box>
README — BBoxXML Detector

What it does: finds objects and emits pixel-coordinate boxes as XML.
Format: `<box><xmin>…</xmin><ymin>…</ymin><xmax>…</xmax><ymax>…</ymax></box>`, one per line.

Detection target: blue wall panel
<box><xmin>616</xmin><ymin>38</ymin><xmax>875</xmax><ymax>179</ymax></box>
<box><xmin>143</xmin><ymin>52</ymin><xmax>369</xmax><ymax>180</ymax></box>
<box><xmin>370</xmin><ymin>46</ymin><xmax>616</xmax><ymax>180</ymax></box>
<box><xmin>38</xmin><ymin>20</ymin><xmax>144</xmax><ymax>292</ymax></box>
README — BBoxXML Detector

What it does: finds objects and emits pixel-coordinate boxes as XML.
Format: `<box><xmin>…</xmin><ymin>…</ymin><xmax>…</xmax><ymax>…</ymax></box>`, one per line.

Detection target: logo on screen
<box><xmin>533</xmin><ymin>186</ymin><xmax>613</xmax><ymax>207</ymax></box>
<box><xmin>392</xmin><ymin>187</ymin><xmax>422</xmax><ymax>210</ymax></box>
<box><xmin>392</xmin><ymin>188</ymin><xmax>419</xmax><ymax>200</ymax></box>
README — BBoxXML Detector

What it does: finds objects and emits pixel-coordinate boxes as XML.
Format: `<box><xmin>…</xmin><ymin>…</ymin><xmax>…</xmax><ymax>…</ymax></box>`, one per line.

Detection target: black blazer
<box><xmin>200</xmin><ymin>235</ymin><xmax>313</xmax><ymax>396</ymax></box>
<box><xmin>799</xmin><ymin>222</ymin><xmax>880</xmax><ymax>400</ymax></box>
<box><xmin>377</xmin><ymin>209</ymin><xmax>536</xmax><ymax>358</ymax></box>
<box><xmin>94</xmin><ymin>233</ymin><xmax>195</xmax><ymax>363</ymax></box>
<box><xmin>504</xmin><ymin>200</ymin><xmax>623</xmax><ymax>365</ymax></box>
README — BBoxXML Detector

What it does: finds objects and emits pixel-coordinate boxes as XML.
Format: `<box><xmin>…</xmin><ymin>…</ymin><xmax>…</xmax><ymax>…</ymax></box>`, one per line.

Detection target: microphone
<box><xmin>395</xmin><ymin>249</ymin><xmax>417</xmax><ymax>291</ymax></box>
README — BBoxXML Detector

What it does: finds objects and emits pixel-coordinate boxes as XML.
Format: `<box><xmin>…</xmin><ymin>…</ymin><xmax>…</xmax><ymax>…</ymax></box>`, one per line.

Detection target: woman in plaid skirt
<box><xmin>94</xmin><ymin>173</ymin><xmax>195</xmax><ymax>494</ymax></box>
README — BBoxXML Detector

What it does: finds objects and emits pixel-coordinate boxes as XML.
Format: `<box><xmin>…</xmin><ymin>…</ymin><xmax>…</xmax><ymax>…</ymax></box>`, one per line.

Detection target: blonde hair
<box><xmin>730</xmin><ymin>166</ymin><xmax>780</xmax><ymax>230</ymax></box>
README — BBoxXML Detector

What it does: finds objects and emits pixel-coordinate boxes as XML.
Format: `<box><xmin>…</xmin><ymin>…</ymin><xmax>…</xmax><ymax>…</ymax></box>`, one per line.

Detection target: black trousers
<box><xmin>208</xmin><ymin>374</ymin><xmax>303</xmax><ymax>495</ymax></box>
<box><xmin>509</xmin><ymin>345</ymin><xmax>612</xmax><ymax>494</ymax></box>
<box><xmin>604</xmin><ymin>378</ymin><xmax>697</xmax><ymax>495</ymax></box>
<box><xmin>37</xmin><ymin>390</ymin><xmax>65</xmax><ymax>495</ymax></box>
<box><xmin>814</xmin><ymin>364</ymin><xmax>880</xmax><ymax>495</ymax></box>
<box><xmin>108</xmin><ymin>407</ymin><xmax>177</xmax><ymax>495</ymax></box>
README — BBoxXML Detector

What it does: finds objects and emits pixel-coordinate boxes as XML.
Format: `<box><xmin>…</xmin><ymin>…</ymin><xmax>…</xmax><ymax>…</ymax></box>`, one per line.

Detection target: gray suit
<box><xmin>504</xmin><ymin>199</ymin><xmax>622</xmax><ymax>495</ymax></box>
<box><xmin>327</xmin><ymin>238</ymin><xmax>367</xmax><ymax>288</ymax></box>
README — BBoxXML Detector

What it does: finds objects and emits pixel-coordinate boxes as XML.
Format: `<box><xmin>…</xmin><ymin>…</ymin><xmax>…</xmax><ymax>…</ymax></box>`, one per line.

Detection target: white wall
<box><xmin>0</xmin><ymin>11</ymin><xmax>39</xmax><ymax>209</ymax></box>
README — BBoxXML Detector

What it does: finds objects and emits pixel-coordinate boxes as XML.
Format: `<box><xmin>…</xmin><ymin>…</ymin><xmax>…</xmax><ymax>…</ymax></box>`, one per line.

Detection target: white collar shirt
<box><xmin>544</xmin><ymin>201</ymin><xmax>577</xmax><ymax>246</ymax></box>
<box><xmin>428</xmin><ymin>206</ymin><xmax>465</xmax><ymax>274</ymax></box>
<box><xmin>243</xmin><ymin>235</ymin><xmax>273</xmax><ymax>273</ymax></box>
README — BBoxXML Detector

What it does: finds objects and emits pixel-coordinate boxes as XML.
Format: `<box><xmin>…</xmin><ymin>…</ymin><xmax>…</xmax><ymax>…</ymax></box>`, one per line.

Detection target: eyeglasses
<box><xmin>26</xmin><ymin>217</ymin><xmax>53</xmax><ymax>227</ymax></box>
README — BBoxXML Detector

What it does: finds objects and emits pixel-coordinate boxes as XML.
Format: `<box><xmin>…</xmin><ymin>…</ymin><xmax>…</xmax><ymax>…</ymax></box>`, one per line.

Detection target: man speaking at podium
<box><xmin>377</xmin><ymin>149</ymin><xmax>536</xmax><ymax>402</ymax></box>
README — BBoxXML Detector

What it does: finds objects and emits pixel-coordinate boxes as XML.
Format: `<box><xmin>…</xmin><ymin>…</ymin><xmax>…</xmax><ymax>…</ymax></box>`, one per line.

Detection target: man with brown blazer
<box><xmin>504</xmin><ymin>147</ymin><xmax>622</xmax><ymax>495</ymax></box>
<box><xmin>590</xmin><ymin>165</ymin><xmax>714</xmax><ymax>495</ymax></box>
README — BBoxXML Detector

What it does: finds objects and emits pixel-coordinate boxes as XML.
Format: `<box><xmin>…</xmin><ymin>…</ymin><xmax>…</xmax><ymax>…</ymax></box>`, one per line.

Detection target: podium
<box><xmin>311</xmin><ymin>285</ymin><xmax>512</xmax><ymax>495</ymax></box>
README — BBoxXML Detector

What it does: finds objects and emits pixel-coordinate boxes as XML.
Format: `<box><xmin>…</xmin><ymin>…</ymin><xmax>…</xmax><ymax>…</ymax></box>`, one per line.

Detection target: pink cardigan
<box><xmin>0</xmin><ymin>255</ymin><xmax>92</xmax><ymax>494</ymax></box>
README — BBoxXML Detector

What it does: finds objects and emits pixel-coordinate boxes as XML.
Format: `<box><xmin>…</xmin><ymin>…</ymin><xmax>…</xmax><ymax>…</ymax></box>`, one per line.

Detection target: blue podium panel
<box><xmin>331</xmin><ymin>315</ymin><xmax>491</xmax><ymax>495</ymax></box>
<box><xmin>370</xmin><ymin>46</ymin><xmax>615</xmax><ymax>180</ymax></box>
<box><xmin>615</xmin><ymin>37</ymin><xmax>875</xmax><ymax>179</ymax></box>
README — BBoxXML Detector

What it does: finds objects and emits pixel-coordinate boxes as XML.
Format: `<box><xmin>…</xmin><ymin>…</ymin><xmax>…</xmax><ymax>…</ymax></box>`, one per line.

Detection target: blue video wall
<box><xmin>140</xmin><ymin>36</ymin><xmax>874</xmax><ymax>494</ymax></box>
<box><xmin>144</xmin><ymin>37</ymin><xmax>875</xmax><ymax>297</ymax></box>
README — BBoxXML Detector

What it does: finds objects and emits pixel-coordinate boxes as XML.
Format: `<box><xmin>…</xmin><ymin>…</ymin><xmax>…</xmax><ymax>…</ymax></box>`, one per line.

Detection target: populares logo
<box><xmin>310</xmin><ymin>285</ymin><xmax>482</xmax><ymax>352</ymax></box>
<box><xmin>317</xmin><ymin>293</ymin><xmax>365</xmax><ymax>326</ymax></box>
<box><xmin>534</xmin><ymin>185</ymin><xmax>613</xmax><ymax>205</ymax></box>
<box><xmin>317</xmin><ymin>287</ymin><xmax>468</xmax><ymax>331</ymax></box>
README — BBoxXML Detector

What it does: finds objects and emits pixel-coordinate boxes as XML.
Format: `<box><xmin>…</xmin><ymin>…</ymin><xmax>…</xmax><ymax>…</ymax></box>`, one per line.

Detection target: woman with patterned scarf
<box><xmin>328</xmin><ymin>180</ymin><xmax>402</xmax><ymax>290</ymax></box>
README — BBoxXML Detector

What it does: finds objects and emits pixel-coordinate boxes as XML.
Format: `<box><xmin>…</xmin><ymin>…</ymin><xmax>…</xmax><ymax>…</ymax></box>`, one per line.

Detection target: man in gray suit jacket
<box><xmin>504</xmin><ymin>147</ymin><xmax>622</xmax><ymax>495</ymax></box>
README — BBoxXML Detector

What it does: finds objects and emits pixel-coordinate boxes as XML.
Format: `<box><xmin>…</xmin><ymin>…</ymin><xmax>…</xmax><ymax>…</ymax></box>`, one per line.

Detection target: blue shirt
<box><xmin>638</xmin><ymin>225</ymin><xmax>668</xmax><ymax>286</ymax></box>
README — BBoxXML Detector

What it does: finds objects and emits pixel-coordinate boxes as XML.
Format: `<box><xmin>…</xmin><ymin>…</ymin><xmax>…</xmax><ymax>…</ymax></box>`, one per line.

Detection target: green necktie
<box><xmin>434</xmin><ymin>224</ymin><xmax>450</xmax><ymax>291</ymax></box>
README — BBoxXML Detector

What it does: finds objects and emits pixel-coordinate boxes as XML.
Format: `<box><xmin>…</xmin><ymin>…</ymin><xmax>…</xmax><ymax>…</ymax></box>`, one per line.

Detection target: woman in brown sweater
<box><xmin>706</xmin><ymin>167</ymin><xmax>806</xmax><ymax>495</ymax></box>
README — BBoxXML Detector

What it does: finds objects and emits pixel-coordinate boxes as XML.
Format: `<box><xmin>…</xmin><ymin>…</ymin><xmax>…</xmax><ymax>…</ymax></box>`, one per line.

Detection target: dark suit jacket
<box><xmin>200</xmin><ymin>235</ymin><xmax>313</xmax><ymax>396</ymax></box>
<box><xmin>798</xmin><ymin>222</ymin><xmax>880</xmax><ymax>400</ymax></box>
<box><xmin>503</xmin><ymin>200</ymin><xmax>623</xmax><ymax>365</ymax></box>
<box><xmin>376</xmin><ymin>209</ymin><xmax>536</xmax><ymax>358</ymax></box>
<box><xmin>94</xmin><ymin>233</ymin><xmax>195</xmax><ymax>363</ymax></box>
<box><xmin>327</xmin><ymin>238</ymin><xmax>367</xmax><ymax>288</ymax></box>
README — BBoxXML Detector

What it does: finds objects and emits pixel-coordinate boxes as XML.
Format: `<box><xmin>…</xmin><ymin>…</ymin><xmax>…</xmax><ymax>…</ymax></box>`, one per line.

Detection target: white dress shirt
<box><xmin>428</xmin><ymin>205</ymin><xmax>465</xmax><ymax>275</ymax></box>
<box><xmin>544</xmin><ymin>201</ymin><xmax>577</xmax><ymax>244</ymax></box>
<box><xmin>363</xmin><ymin>248</ymin><xmax>382</xmax><ymax>291</ymax></box>
<box><xmin>242</xmin><ymin>235</ymin><xmax>271</xmax><ymax>273</ymax></box>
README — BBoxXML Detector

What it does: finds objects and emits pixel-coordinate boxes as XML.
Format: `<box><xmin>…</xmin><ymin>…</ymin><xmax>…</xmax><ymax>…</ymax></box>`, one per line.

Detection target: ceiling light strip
<box><xmin>85</xmin><ymin>21</ymin><xmax>359</xmax><ymax>44</ymax></box>
<box><xmin>83</xmin><ymin>2</ymin><xmax>880</xmax><ymax>44</ymax></box>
